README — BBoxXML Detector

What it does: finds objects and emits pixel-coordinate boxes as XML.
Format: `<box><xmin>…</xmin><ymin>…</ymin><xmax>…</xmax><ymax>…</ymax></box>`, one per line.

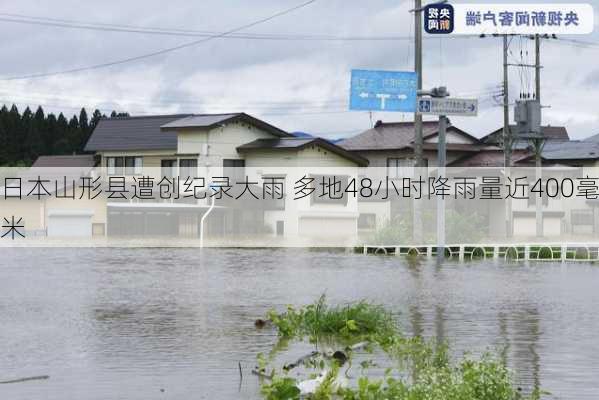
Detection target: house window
<box><xmin>179</xmin><ymin>159</ymin><xmax>198</xmax><ymax>179</ymax></box>
<box><xmin>161</xmin><ymin>160</ymin><xmax>177</xmax><ymax>178</ymax></box>
<box><xmin>125</xmin><ymin>157</ymin><xmax>143</xmax><ymax>175</ymax></box>
<box><xmin>223</xmin><ymin>159</ymin><xmax>245</xmax><ymax>182</ymax></box>
<box><xmin>107</xmin><ymin>157</ymin><xmax>123</xmax><ymax>175</ymax></box>
<box><xmin>107</xmin><ymin>156</ymin><xmax>142</xmax><ymax>175</ymax></box>
<box><xmin>387</xmin><ymin>158</ymin><xmax>421</xmax><ymax>178</ymax></box>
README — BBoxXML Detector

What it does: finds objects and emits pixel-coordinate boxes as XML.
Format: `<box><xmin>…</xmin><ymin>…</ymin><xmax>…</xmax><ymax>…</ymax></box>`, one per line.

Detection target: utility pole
<box><xmin>435</xmin><ymin>88</ymin><xmax>449</xmax><ymax>264</ymax></box>
<box><xmin>503</xmin><ymin>34</ymin><xmax>513</xmax><ymax>238</ymax></box>
<box><xmin>414</xmin><ymin>0</ymin><xmax>424</xmax><ymax>167</ymax></box>
<box><xmin>534</xmin><ymin>33</ymin><xmax>544</xmax><ymax>238</ymax></box>
<box><xmin>535</xmin><ymin>34</ymin><xmax>541</xmax><ymax>103</ymax></box>
<box><xmin>418</xmin><ymin>86</ymin><xmax>449</xmax><ymax>263</ymax></box>
<box><xmin>502</xmin><ymin>35</ymin><xmax>511</xmax><ymax>169</ymax></box>
<box><xmin>413</xmin><ymin>0</ymin><xmax>424</xmax><ymax>245</ymax></box>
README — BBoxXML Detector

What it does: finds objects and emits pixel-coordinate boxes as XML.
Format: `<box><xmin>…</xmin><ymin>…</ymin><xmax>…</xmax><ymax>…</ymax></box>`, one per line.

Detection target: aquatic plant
<box><xmin>260</xmin><ymin>375</ymin><xmax>300</xmax><ymax>400</ymax></box>
<box><xmin>258</xmin><ymin>297</ymin><xmax>546</xmax><ymax>400</ymax></box>
<box><xmin>267</xmin><ymin>295</ymin><xmax>397</xmax><ymax>342</ymax></box>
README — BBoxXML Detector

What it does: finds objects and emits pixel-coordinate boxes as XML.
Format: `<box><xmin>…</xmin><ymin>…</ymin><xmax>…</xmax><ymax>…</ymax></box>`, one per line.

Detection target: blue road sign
<box><xmin>349</xmin><ymin>69</ymin><xmax>418</xmax><ymax>112</ymax></box>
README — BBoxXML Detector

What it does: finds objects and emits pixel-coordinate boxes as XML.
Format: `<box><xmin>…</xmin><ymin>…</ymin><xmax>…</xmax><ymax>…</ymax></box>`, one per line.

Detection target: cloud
<box><xmin>0</xmin><ymin>0</ymin><xmax>597</xmax><ymax>140</ymax></box>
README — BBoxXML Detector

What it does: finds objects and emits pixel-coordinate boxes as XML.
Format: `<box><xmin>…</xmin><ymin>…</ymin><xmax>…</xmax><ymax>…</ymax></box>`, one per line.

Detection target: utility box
<box><xmin>515</xmin><ymin>100</ymin><xmax>542</xmax><ymax>139</ymax></box>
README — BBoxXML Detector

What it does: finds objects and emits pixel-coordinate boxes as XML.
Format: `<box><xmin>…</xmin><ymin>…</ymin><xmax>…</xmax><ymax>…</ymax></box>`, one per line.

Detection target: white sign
<box><xmin>452</xmin><ymin>3</ymin><xmax>594</xmax><ymax>35</ymax></box>
<box><xmin>417</xmin><ymin>97</ymin><xmax>478</xmax><ymax>116</ymax></box>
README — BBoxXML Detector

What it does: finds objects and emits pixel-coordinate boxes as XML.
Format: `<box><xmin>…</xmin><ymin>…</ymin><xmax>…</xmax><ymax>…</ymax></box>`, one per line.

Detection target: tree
<box><xmin>32</xmin><ymin>106</ymin><xmax>46</xmax><ymax>157</ymax></box>
<box><xmin>0</xmin><ymin>105</ymin><xmax>9</xmax><ymax>165</ymax></box>
<box><xmin>90</xmin><ymin>109</ymin><xmax>103</xmax><ymax>132</ymax></box>
<box><xmin>21</xmin><ymin>107</ymin><xmax>34</xmax><ymax>164</ymax></box>
<box><xmin>67</xmin><ymin>114</ymin><xmax>80</xmax><ymax>153</ymax></box>
<box><xmin>110</xmin><ymin>110</ymin><xmax>130</xmax><ymax>118</ymax></box>
<box><xmin>0</xmin><ymin>103</ymin><xmax>129</xmax><ymax>166</ymax></box>
<box><xmin>54</xmin><ymin>112</ymin><xmax>69</xmax><ymax>154</ymax></box>
<box><xmin>79</xmin><ymin>108</ymin><xmax>89</xmax><ymax>150</ymax></box>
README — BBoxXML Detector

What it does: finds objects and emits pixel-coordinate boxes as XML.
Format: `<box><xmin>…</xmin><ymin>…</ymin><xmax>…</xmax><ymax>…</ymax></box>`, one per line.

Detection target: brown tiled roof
<box><xmin>337</xmin><ymin>121</ymin><xmax>441</xmax><ymax>151</ymax></box>
<box><xmin>481</xmin><ymin>125</ymin><xmax>570</xmax><ymax>145</ymax></box>
<box><xmin>421</xmin><ymin>143</ymin><xmax>491</xmax><ymax>152</ymax></box>
<box><xmin>448</xmin><ymin>149</ymin><xmax>530</xmax><ymax>167</ymax></box>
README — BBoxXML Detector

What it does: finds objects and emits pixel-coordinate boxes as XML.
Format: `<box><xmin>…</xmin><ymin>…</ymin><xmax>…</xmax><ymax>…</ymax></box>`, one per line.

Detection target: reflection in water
<box><xmin>0</xmin><ymin>249</ymin><xmax>598</xmax><ymax>400</ymax></box>
<box><xmin>434</xmin><ymin>305</ymin><xmax>446</xmax><ymax>348</ymax></box>
<box><xmin>409</xmin><ymin>305</ymin><xmax>424</xmax><ymax>339</ymax></box>
<box><xmin>511</xmin><ymin>308</ymin><xmax>542</xmax><ymax>395</ymax></box>
<box><xmin>499</xmin><ymin>312</ymin><xmax>509</xmax><ymax>367</ymax></box>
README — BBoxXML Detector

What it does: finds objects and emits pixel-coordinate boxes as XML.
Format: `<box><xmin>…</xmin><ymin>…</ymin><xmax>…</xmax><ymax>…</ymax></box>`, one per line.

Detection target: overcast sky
<box><xmin>0</xmin><ymin>0</ymin><xmax>598</xmax><ymax>140</ymax></box>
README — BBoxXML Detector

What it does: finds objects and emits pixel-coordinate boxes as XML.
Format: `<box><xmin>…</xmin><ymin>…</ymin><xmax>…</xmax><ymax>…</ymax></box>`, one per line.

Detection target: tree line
<box><xmin>0</xmin><ymin>104</ymin><xmax>129</xmax><ymax>166</ymax></box>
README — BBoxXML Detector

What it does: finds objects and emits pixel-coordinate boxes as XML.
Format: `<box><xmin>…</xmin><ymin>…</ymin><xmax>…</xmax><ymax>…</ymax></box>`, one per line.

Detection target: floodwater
<box><xmin>0</xmin><ymin>248</ymin><xmax>598</xmax><ymax>400</ymax></box>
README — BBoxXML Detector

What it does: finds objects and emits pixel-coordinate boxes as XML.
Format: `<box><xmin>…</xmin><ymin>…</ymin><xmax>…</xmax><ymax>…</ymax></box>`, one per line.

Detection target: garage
<box><xmin>47</xmin><ymin>210</ymin><xmax>94</xmax><ymax>238</ymax></box>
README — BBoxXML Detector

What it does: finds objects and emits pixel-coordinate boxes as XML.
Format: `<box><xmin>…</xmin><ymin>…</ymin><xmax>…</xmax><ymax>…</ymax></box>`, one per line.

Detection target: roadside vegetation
<box><xmin>370</xmin><ymin>210</ymin><xmax>486</xmax><ymax>246</ymax></box>
<box><xmin>256</xmin><ymin>296</ymin><xmax>545</xmax><ymax>400</ymax></box>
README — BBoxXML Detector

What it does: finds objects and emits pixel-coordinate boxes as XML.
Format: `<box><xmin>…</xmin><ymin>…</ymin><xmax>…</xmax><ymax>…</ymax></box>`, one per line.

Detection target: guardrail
<box><xmin>362</xmin><ymin>244</ymin><xmax>599</xmax><ymax>262</ymax></box>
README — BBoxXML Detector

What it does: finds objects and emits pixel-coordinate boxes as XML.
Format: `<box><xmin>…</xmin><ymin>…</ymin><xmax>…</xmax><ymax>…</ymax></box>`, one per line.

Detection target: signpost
<box><xmin>417</xmin><ymin>88</ymin><xmax>479</xmax><ymax>262</ymax></box>
<box><xmin>417</xmin><ymin>97</ymin><xmax>478</xmax><ymax>116</ymax></box>
<box><xmin>349</xmin><ymin>69</ymin><xmax>418</xmax><ymax>112</ymax></box>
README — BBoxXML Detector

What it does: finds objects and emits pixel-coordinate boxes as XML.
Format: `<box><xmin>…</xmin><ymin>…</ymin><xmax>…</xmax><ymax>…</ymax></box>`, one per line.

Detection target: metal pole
<box><xmin>414</xmin><ymin>0</ymin><xmax>424</xmax><ymax>167</ymax></box>
<box><xmin>413</xmin><ymin>0</ymin><xmax>424</xmax><ymax>244</ymax></box>
<box><xmin>535</xmin><ymin>34</ymin><xmax>543</xmax><ymax>238</ymax></box>
<box><xmin>535</xmin><ymin>141</ymin><xmax>544</xmax><ymax>238</ymax></box>
<box><xmin>437</xmin><ymin>115</ymin><xmax>447</xmax><ymax>262</ymax></box>
<box><xmin>535</xmin><ymin>34</ymin><xmax>541</xmax><ymax>103</ymax></box>
<box><xmin>200</xmin><ymin>193</ymin><xmax>215</xmax><ymax>248</ymax></box>
<box><xmin>503</xmin><ymin>35</ymin><xmax>511</xmax><ymax>168</ymax></box>
<box><xmin>503</xmin><ymin>34</ymin><xmax>513</xmax><ymax>239</ymax></box>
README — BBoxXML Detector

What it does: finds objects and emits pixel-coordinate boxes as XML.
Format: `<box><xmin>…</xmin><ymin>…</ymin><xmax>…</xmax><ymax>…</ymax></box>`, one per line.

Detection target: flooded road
<box><xmin>0</xmin><ymin>248</ymin><xmax>598</xmax><ymax>399</ymax></box>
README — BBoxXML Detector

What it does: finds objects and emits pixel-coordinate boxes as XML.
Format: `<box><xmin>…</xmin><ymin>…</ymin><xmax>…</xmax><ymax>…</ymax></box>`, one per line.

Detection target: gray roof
<box><xmin>337</xmin><ymin>121</ymin><xmax>477</xmax><ymax>151</ymax></box>
<box><xmin>160</xmin><ymin>112</ymin><xmax>290</xmax><ymax>137</ymax></box>
<box><xmin>583</xmin><ymin>133</ymin><xmax>599</xmax><ymax>142</ymax></box>
<box><xmin>237</xmin><ymin>138</ymin><xmax>369</xmax><ymax>166</ymax></box>
<box><xmin>1</xmin><ymin>155</ymin><xmax>97</xmax><ymax>196</ymax></box>
<box><xmin>84</xmin><ymin>113</ymin><xmax>291</xmax><ymax>152</ymax></box>
<box><xmin>540</xmin><ymin>141</ymin><xmax>599</xmax><ymax>161</ymax></box>
<box><xmin>160</xmin><ymin>113</ymin><xmax>240</xmax><ymax>129</ymax></box>
<box><xmin>32</xmin><ymin>155</ymin><xmax>96</xmax><ymax>168</ymax></box>
<box><xmin>85</xmin><ymin>114</ymin><xmax>191</xmax><ymax>152</ymax></box>
<box><xmin>237</xmin><ymin>138</ymin><xmax>315</xmax><ymax>150</ymax></box>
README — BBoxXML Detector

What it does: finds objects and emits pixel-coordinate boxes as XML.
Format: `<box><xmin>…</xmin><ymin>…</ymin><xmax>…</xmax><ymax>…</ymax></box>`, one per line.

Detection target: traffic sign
<box><xmin>349</xmin><ymin>69</ymin><xmax>418</xmax><ymax>112</ymax></box>
<box><xmin>416</xmin><ymin>97</ymin><xmax>478</xmax><ymax>116</ymax></box>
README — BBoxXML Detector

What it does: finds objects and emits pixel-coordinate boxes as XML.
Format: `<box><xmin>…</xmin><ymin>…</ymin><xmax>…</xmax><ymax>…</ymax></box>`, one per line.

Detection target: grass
<box><xmin>267</xmin><ymin>294</ymin><xmax>397</xmax><ymax>342</ymax></box>
<box><xmin>259</xmin><ymin>297</ymin><xmax>547</xmax><ymax>400</ymax></box>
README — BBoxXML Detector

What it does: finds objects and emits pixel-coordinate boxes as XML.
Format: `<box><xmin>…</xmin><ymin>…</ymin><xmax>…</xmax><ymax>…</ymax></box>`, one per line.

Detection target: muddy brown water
<box><xmin>0</xmin><ymin>248</ymin><xmax>598</xmax><ymax>399</ymax></box>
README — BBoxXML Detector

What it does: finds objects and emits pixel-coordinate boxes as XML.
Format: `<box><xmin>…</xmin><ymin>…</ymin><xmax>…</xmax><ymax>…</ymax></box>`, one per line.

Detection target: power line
<box><xmin>0</xmin><ymin>0</ymin><xmax>318</xmax><ymax>81</ymax></box>
<box><xmin>0</xmin><ymin>12</ymin><xmax>487</xmax><ymax>42</ymax></box>
<box><xmin>0</xmin><ymin>14</ymin><xmax>411</xmax><ymax>41</ymax></box>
